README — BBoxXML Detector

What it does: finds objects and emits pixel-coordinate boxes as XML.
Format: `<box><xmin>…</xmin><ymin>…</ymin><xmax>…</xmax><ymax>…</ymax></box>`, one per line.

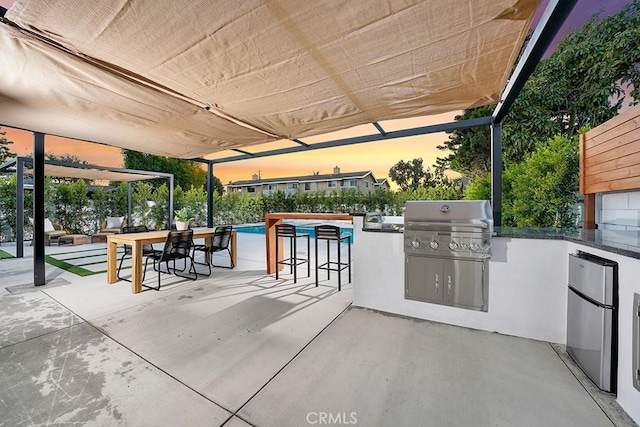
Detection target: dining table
<box><xmin>107</xmin><ymin>227</ymin><xmax>237</xmax><ymax>294</ymax></box>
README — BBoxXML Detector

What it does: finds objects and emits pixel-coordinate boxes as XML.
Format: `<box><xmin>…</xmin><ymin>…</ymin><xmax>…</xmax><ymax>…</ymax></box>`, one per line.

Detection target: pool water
<box><xmin>234</xmin><ymin>224</ymin><xmax>354</xmax><ymax>241</ymax></box>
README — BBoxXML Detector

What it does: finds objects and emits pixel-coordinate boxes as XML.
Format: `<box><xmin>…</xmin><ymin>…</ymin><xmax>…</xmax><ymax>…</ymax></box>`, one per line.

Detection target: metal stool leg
<box><xmin>325</xmin><ymin>237</ymin><xmax>330</xmax><ymax>280</ymax></box>
<box><xmin>337</xmin><ymin>236</ymin><xmax>341</xmax><ymax>291</ymax></box>
<box><xmin>275</xmin><ymin>233</ymin><xmax>280</xmax><ymax>280</ymax></box>
<box><xmin>292</xmin><ymin>235</ymin><xmax>297</xmax><ymax>283</ymax></box>
<box><xmin>315</xmin><ymin>236</ymin><xmax>319</xmax><ymax>287</ymax></box>
<box><xmin>347</xmin><ymin>235</ymin><xmax>352</xmax><ymax>283</ymax></box>
<box><xmin>306</xmin><ymin>235</ymin><xmax>310</xmax><ymax>278</ymax></box>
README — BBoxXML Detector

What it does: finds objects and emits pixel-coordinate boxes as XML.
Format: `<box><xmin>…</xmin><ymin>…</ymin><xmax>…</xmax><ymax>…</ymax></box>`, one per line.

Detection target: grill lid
<box><xmin>404</xmin><ymin>200</ymin><xmax>493</xmax><ymax>233</ymax></box>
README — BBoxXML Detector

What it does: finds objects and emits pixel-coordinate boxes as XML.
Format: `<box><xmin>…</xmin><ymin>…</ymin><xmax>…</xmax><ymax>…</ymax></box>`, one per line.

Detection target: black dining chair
<box><xmin>192</xmin><ymin>225</ymin><xmax>234</xmax><ymax>276</ymax></box>
<box><xmin>142</xmin><ymin>230</ymin><xmax>197</xmax><ymax>291</ymax></box>
<box><xmin>116</xmin><ymin>225</ymin><xmax>160</xmax><ymax>282</ymax></box>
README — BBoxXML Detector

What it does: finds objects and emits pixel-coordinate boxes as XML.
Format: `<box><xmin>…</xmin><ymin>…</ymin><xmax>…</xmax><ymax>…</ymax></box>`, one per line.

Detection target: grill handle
<box><xmin>405</xmin><ymin>221</ymin><xmax>489</xmax><ymax>229</ymax></box>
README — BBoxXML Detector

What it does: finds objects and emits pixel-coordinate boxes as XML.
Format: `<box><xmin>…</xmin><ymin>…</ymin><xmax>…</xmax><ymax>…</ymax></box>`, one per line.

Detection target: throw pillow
<box><xmin>106</xmin><ymin>216</ymin><xmax>124</xmax><ymax>229</ymax></box>
<box><xmin>44</xmin><ymin>218</ymin><xmax>55</xmax><ymax>232</ymax></box>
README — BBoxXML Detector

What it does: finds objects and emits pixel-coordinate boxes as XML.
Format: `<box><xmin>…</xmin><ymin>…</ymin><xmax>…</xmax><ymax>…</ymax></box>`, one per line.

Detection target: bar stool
<box><xmin>314</xmin><ymin>224</ymin><xmax>351</xmax><ymax>291</ymax></box>
<box><xmin>275</xmin><ymin>224</ymin><xmax>310</xmax><ymax>283</ymax></box>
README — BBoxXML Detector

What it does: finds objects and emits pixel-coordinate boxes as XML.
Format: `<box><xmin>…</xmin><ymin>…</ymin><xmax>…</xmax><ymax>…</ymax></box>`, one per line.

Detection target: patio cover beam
<box><xmin>491</xmin><ymin>123</ymin><xmax>503</xmax><ymax>226</ymax></box>
<box><xmin>372</xmin><ymin>122</ymin><xmax>387</xmax><ymax>136</ymax></box>
<box><xmin>492</xmin><ymin>0</ymin><xmax>578</xmax><ymax>123</ymax></box>
<box><xmin>209</xmin><ymin>116</ymin><xmax>493</xmax><ymax>164</ymax></box>
<box><xmin>33</xmin><ymin>133</ymin><xmax>45</xmax><ymax>286</ymax></box>
<box><xmin>16</xmin><ymin>157</ymin><xmax>24</xmax><ymax>258</ymax></box>
<box><xmin>168</xmin><ymin>176</ymin><xmax>174</xmax><ymax>231</ymax></box>
<box><xmin>207</xmin><ymin>164</ymin><xmax>214</xmax><ymax>228</ymax></box>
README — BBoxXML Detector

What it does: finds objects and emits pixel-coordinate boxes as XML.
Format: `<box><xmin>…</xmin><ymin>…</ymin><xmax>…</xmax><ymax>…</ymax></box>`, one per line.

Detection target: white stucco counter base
<box><xmin>353</xmin><ymin>226</ymin><xmax>568</xmax><ymax>343</ymax></box>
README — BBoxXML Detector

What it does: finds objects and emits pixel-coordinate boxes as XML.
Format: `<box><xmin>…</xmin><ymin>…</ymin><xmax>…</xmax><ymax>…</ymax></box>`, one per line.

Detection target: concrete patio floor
<box><xmin>0</xmin><ymin>233</ymin><xmax>637</xmax><ymax>426</ymax></box>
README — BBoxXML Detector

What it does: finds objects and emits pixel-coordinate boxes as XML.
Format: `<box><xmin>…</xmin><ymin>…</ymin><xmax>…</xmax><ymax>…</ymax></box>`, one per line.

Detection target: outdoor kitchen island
<box><xmin>352</xmin><ymin>214</ymin><xmax>640</xmax><ymax>424</ymax></box>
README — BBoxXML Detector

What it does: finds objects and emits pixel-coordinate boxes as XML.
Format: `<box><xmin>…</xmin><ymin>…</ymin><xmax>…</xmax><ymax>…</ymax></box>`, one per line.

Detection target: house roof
<box><xmin>228</xmin><ymin>171</ymin><xmax>374</xmax><ymax>187</ymax></box>
<box><xmin>0</xmin><ymin>0</ymin><xmax>540</xmax><ymax>159</ymax></box>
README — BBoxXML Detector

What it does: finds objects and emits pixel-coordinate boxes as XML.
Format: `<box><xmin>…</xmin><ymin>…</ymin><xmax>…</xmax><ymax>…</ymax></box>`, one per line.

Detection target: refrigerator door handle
<box><xmin>568</xmin><ymin>285</ymin><xmax>615</xmax><ymax>310</ymax></box>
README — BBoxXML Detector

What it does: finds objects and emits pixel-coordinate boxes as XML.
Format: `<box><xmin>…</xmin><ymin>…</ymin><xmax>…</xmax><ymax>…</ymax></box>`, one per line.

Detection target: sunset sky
<box><xmin>2</xmin><ymin>112</ymin><xmax>459</xmax><ymax>186</ymax></box>
<box><xmin>0</xmin><ymin>0</ymin><xmax>631</xmax><ymax>187</ymax></box>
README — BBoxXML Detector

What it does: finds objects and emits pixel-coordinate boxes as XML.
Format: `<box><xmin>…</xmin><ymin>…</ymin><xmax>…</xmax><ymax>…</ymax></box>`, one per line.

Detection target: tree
<box><xmin>180</xmin><ymin>186</ymin><xmax>208</xmax><ymax>226</ymax></box>
<box><xmin>0</xmin><ymin>129</ymin><xmax>16</xmax><ymax>164</ymax></box>
<box><xmin>439</xmin><ymin>1</ymin><xmax>640</xmax><ymax>176</ymax></box>
<box><xmin>389</xmin><ymin>158</ymin><xmax>435</xmax><ymax>191</ymax></box>
<box><xmin>45</xmin><ymin>153</ymin><xmax>89</xmax><ymax>164</ymax></box>
<box><xmin>506</xmin><ymin>133</ymin><xmax>580</xmax><ymax>228</ymax></box>
<box><xmin>463</xmin><ymin>174</ymin><xmax>491</xmax><ymax>201</ymax></box>
<box><xmin>51</xmin><ymin>179</ymin><xmax>90</xmax><ymax>233</ymax></box>
<box><xmin>211</xmin><ymin>175</ymin><xmax>224</xmax><ymax>195</ymax></box>
<box><xmin>91</xmin><ymin>187</ymin><xmax>110</xmax><ymax>232</ymax></box>
<box><xmin>131</xmin><ymin>181</ymin><xmax>154</xmax><ymax>227</ymax></box>
<box><xmin>436</xmin><ymin>106</ymin><xmax>493</xmax><ymax>179</ymax></box>
<box><xmin>122</xmin><ymin>149</ymin><xmax>208</xmax><ymax>190</ymax></box>
<box><xmin>148</xmin><ymin>183</ymin><xmax>170</xmax><ymax>230</ymax></box>
<box><xmin>109</xmin><ymin>183</ymin><xmax>129</xmax><ymax>217</ymax></box>
<box><xmin>0</xmin><ymin>174</ymin><xmax>33</xmax><ymax>241</ymax></box>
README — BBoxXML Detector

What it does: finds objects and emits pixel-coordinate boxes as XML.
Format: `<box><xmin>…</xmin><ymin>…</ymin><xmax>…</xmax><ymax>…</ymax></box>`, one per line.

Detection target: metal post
<box><xmin>16</xmin><ymin>157</ymin><xmax>24</xmax><ymax>258</ymax></box>
<box><xmin>127</xmin><ymin>182</ymin><xmax>133</xmax><ymax>227</ymax></box>
<box><xmin>33</xmin><ymin>133</ymin><xmax>46</xmax><ymax>286</ymax></box>
<box><xmin>491</xmin><ymin>122</ymin><xmax>502</xmax><ymax>227</ymax></box>
<box><xmin>168</xmin><ymin>176</ymin><xmax>174</xmax><ymax>229</ymax></box>
<box><xmin>207</xmin><ymin>163</ymin><xmax>214</xmax><ymax>228</ymax></box>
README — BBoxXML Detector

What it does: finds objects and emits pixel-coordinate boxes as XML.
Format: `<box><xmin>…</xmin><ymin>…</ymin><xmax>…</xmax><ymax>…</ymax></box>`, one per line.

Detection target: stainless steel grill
<box><xmin>404</xmin><ymin>200</ymin><xmax>493</xmax><ymax>311</ymax></box>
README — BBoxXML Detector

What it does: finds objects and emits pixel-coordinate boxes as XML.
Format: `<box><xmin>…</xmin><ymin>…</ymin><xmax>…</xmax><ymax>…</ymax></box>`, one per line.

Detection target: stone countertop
<box><xmin>496</xmin><ymin>227</ymin><xmax>640</xmax><ymax>260</ymax></box>
<box><xmin>360</xmin><ymin>222</ymin><xmax>640</xmax><ymax>260</ymax></box>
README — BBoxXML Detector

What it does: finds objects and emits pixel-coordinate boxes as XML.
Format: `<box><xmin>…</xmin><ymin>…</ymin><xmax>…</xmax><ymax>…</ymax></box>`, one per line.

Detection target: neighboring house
<box><xmin>227</xmin><ymin>167</ymin><xmax>390</xmax><ymax>196</ymax></box>
<box><xmin>374</xmin><ymin>178</ymin><xmax>390</xmax><ymax>191</ymax></box>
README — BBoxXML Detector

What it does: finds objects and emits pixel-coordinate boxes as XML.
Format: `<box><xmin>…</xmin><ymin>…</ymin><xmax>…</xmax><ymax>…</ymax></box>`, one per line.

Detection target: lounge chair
<box><xmin>30</xmin><ymin>218</ymin><xmax>67</xmax><ymax>246</ymax></box>
<box><xmin>100</xmin><ymin>216</ymin><xmax>126</xmax><ymax>234</ymax></box>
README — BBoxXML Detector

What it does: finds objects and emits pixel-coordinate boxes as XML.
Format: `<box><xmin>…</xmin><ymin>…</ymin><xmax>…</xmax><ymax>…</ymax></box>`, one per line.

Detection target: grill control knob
<box><xmin>411</xmin><ymin>239</ymin><xmax>420</xmax><ymax>249</ymax></box>
<box><xmin>429</xmin><ymin>240</ymin><xmax>439</xmax><ymax>249</ymax></box>
<box><xmin>448</xmin><ymin>242</ymin><xmax>458</xmax><ymax>251</ymax></box>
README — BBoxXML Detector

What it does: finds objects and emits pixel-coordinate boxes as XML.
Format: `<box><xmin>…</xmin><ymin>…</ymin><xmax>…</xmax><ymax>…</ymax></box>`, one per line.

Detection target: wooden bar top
<box><xmin>265</xmin><ymin>213</ymin><xmax>353</xmax><ymax>221</ymax></box>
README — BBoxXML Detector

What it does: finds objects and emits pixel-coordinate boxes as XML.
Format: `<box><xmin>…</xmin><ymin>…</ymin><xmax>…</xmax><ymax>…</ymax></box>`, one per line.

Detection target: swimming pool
<box><xmin>234</xmin><ymin>223</ymin><xmax>354</xmax><ymax>241</ymax></box>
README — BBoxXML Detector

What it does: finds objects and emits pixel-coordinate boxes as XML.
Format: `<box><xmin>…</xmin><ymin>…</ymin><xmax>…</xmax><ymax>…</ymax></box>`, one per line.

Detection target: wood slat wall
<box><xmin>581</xmin><ymin>104</ymin><xmax>640</xmax><ymax>196</ymax></box>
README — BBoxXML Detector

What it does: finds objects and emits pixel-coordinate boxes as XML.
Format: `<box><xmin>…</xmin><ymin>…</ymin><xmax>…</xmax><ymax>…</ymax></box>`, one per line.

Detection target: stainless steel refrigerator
<box><xmin>567</xmin><ymin>252</ymin><xmax>618</xmax><ymax>393</ymax></box>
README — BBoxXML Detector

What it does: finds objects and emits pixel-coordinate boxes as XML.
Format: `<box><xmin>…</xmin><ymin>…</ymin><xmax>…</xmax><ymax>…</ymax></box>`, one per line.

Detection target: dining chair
<box><xmin>142</xmin><ymin>229</ymin><xmax>197</xmax><ymax>291</ymax></box>
<box><xmin>116</xmin><ymin>225</ymin><xmax>159</xmax><ymax>282</ymax></box>
<box><xmin>192</xmin><ymin>225</ymin><xmax>234</xmax><ymax>276</ymax></box>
